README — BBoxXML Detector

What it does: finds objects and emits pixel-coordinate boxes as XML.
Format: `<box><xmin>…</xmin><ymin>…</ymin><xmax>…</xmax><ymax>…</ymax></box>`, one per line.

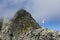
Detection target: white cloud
<box><xmin>0</xmin><ymin>0</ymin><xmax>60</xmax><ymax>23</ymax></box>
<box><xmin>28</xmin><ymin>0</ymin><xmax>60</xmax><ymax>22</ymax></box>
<box><xmin>0</xmin><ymin>0</ymin><xmax>29</xmax><ymax>18</ymax></box>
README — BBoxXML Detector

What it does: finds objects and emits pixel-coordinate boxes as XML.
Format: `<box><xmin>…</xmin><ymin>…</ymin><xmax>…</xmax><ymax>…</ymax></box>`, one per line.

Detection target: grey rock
<box><xmin>0</xmin><ymin>9</ymin><xmax>60</xmax><ymax>40</ymax></box>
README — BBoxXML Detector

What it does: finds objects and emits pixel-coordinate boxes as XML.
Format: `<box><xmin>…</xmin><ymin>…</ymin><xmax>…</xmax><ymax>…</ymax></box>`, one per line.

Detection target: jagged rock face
<box><xmin>0</xmin><ymin>21</ymin><xmax>2</xmax><ymax>31</ymax></box>
<box><xmin>0</xmin><ymin>18</ymin><xmax>3</xmax><ymax>31</ymax></box>
<box><xmin>9</xmin><ymin>9</ymin><xmax>41</xmax><ymax>36</ymax></box>
<box><xmin>1</xmin><ymin>9</ymin><xmax>60</xmax><ymax>40</ymax></box>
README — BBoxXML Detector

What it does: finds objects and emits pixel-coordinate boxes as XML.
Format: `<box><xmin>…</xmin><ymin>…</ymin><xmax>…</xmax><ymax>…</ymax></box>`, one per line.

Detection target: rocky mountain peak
<box><xmin>1</xmin><ymin>9</ymin><xmax>60</xmax><ymax>40</ymax></box>
<box><xmin>10</xmin><ymin>9</ymin><xmax>40</xmax><ymax>34</ymax></box>
<box><xmin>13</xmin><ymin>9</ymin><xmax>32</xmax><ymax>20</ymax></box>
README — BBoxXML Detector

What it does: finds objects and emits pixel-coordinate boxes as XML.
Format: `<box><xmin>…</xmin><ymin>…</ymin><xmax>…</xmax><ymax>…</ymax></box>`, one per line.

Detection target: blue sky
<box><xmin>0</xmin><ymin>0</ymin><xmax>60</xmax><ymax>31</ymax></box>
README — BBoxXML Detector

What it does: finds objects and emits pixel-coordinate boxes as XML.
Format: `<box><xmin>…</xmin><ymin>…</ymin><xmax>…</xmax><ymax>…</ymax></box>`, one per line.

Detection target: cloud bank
<box><xmin>0</xmin><ymin>0</ymin><xmax>32</xmax><ymax>18</ymax></box>
<box><xmin>0</xmin><ymin>0</ymin><xmax>60</xmax><ymax>21</ymax></box>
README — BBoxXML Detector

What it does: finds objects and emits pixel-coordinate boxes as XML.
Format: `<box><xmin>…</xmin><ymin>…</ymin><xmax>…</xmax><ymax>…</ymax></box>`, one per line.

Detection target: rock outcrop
<box><xmin>0</xmin><ymin>9</ymin><xmax>60</xmax><ymax>40</ymax></box>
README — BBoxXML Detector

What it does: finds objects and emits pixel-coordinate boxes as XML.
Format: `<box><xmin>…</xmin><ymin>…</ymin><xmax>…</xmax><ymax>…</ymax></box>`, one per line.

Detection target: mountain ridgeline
<box><xmin>0</xmin><ymin>9</ymin><xmax>60</xmax><ymax>40</ymax></box>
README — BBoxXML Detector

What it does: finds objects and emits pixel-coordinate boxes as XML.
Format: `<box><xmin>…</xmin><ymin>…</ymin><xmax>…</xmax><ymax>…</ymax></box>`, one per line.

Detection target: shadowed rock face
<box><xmin>0</xmin><ymin>18</ymin><xmax>3</xmax><ymax>31</ymax></box>
<box><xmin>10</xmin><ymin>9</ymin><xmax>41</xmax><ymax>35</ymax></box>
<box><xmin>0</xmin><ymin>22</ymin><xmax>2</xmax><ymax>31</ymax></box>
